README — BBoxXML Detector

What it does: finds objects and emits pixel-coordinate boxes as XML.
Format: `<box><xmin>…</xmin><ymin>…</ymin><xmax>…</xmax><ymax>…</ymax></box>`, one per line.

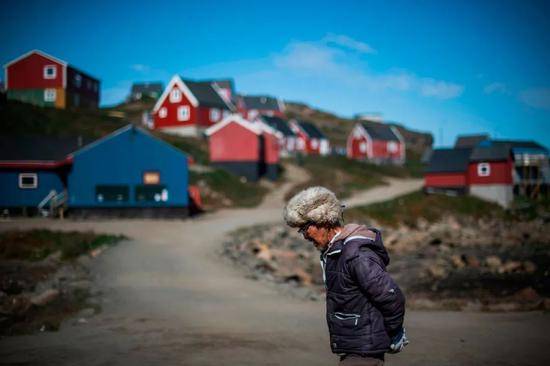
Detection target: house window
<box><xmin>135</xmin><ymin>185</ymin><xmax>168</xmax><ymax>202</ymax></box>
<box><xmin>95</xmin><ymin>185</ymin><xmax>129</xmax><ymax>202</ymax></box>
<box><xmin>311</xmin><ymin>139</ymin><xmax>319</xmax><ymax>149</ymax></box>
<box><xmin>177</xmin><ymin>106</ymin><xmax>190</xmax><ymax>121</ymax></box>
<box><xmin>44</xmin><ymin>89</ymin><xmax>56</xmax><ymax>102</ymax></box>
<box><xmin>143</xmin><ymin>171</ymin><xmax>160</xmax><ymax>185</ymax></box>
<box><xmin>170</xmin><ymin>88</ymin><xmax>182</xmax><ymax>103</ymax></box>
<box><xmin>43</xmin><ymin>65</ymin><xmax>57</xmax><ymax>79</ymax></box>
<box><xmin>158</xmin><ymin>107</ymin><xmax>167</xmax><ymax>118</ymax></box>
<box><xmin>477</xmin><ymin>162</ymin><xmax>491</xmax><ymax>177</ymax></box>
<box><xmin>359</xmin><ymin>142</ymin><xmax>367</xmax><ymax>153</ymax></box>
<box><xmin>222</xmin><ymin>110</ymin><xmax>230</xmax><ymax>119</ymax></box>
<box><xmin>74</xmin><ymin>74</ymin><xmax>82</xmax><ymax>88</ymax></box>
<box><xmin>210</xmin><ymin>108</ymin><xmax>220</xmax><ymax>122</ymax></box>
<box><xmin>387</xmin><ymin>141</ymin><xmax>398</xmax><ymax>153</ymax></box>
<box><xmin>297</xmin><ymin>138</ymin><xmax>305</xmax><ymax>150</ymax></box>
<box><xmin>18</xmin><ymin>173</ymin><xmax>38</xmax><ymax>189</ymax></box>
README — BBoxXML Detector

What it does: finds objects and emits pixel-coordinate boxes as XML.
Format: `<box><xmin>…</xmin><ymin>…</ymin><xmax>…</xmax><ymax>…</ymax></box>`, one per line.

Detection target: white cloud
<box><xmin>519</xmin><ymin>87</ymin><xmax>550</xmax><ymax>110</ymax></box>
<box><xmin>323</xmin><ymin>33</ymin><xmax>377</xmax><ymax>54</ymax></box>
<box><xmin>484</xmin><ymin>82</ymin><xmax>507</xmax><ymax>94</ymax></box>
<box><xmin>273</xmin><ymin>40</ymin><xmax>463</xmax><ymax>100</ymax></box>
<box><xmin>131</xmin><ymin>64</ymin><xmax>150</xmax><ymax>73</ymax></box>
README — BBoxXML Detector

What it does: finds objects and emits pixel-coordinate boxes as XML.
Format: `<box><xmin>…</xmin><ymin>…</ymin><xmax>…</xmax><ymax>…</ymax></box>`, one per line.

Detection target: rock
<box><xmin>522</xmin><ymin>261</ymin><xmax>537</xmax><ymax>274</ymax></box>
<box><xmin>30</xmin><ymin>289</ymin><xmax>60</xmax><ymax>307</ymax></box>
<box><xmin>90</xmin><ymin>247</ymin><xmax>104</xmax><ymax>258</ymax></box>
<box><xmin>283</xmin><ymin>267</ymin><xmax>312</xmax><ymax>286</ymax></box>
<box><xmin>485</xmin><ymin>255</ymin><xmax>502</xmax><ymax>270</ymax></box>
<box><xmin>486</xmin><ymin>302</ymin><xmax>522</xmax><ymax>312</ymax></box>
<box><xmin>499</xmin><ymin>260</ymin><xmax>522</xmax><ymax>274</ymax></box>
<box><xmin>77</xmin><ymin>307</ymin><xmax>96</xmax><ymax>318</ymax></box>
<box><xmin>255</xmin><ymin>246</ymin><xmax>272</xmax><ymax>262</ymax></box>
<box><xmin>427</xmin><ymin>264</ymin><xmax>447</xmax><ymax>279</ymax></box>
<box><xmin>1</xmin><ymin>294</ymin><xmax>32</xmax><ymax>316</ymax></box>
<box><xmin>450</xmin><ymin>254</ymin><xmax>465</xmax><ymax>269</ymax></box>
<box><xmin>512</xmin><ymin>287</ymin><xmax>540</xmax><ymax>303</ymax></box>
<box><xmin>461</xmin><ymin>254</ymin><xmax>480</xmax><ymax>268</ymax></box>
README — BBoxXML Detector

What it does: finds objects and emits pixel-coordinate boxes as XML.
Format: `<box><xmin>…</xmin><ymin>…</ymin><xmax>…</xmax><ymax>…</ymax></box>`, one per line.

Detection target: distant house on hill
<box><xmin>258</xmin><ymin>115</ymin><xmax>297</xmax><ymax>157</ymax></box>
<box><xmin>3</xmin><ymin>50</ymin><xmax>100</xmax><ymax>109</ymax></box>
<box><xmin>290</xmin><ymin>120</ymin><xmax>330</xmax><ymax>156</ymax></box>
<box><xmin>0</xmin><ymin>126</ymin><xmax>192</xmax><ymax>217</ymax></box>
<box><xmin>347</xmin><ymin>121</ymin><xmax>405</xmax><ymax>165</ymax></box>
<box><xmin>152</xmin><ymin>75</ymin><xmax>235</xmax><ymax>136</ymax></box>
<box><xmin>454</xmin><ymin>134</ymin><xmax>489</xmax><ymax>148</ymax></box>
<box><xmin>237</xmin><ymin>95</ymin><xmax>285</xmax><ymax>119</ymax></box>
<box><xmin>205</xmin><ymin>115</ymin><xmax>281</xmax><ymax>181</ymax></box>
<box><xmin>129</xmin><ymin>82</ymin><xmax>163</xmax><ymax>101</ymax></box>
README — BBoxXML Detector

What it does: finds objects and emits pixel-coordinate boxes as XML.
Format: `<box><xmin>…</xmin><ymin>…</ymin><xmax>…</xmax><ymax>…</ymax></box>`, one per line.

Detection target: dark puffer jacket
<box><xmin>321</xmin><ymin>224</ymin><xmax>405</xmax><ymax>355</ymax></box>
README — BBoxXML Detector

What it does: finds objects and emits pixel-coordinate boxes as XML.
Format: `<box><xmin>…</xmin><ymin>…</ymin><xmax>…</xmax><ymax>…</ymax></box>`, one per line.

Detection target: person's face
<box><xmin>299</xmin><ymin>223</ymin><xmax>331</xmax><ymax>251</ymax></box>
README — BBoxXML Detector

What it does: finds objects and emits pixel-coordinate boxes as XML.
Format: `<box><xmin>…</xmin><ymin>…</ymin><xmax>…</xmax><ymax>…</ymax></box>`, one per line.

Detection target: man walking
<box><xmin>284</xmin><ymin>186</ymin><xmax>408</xmax><ymax>365</ymax></box>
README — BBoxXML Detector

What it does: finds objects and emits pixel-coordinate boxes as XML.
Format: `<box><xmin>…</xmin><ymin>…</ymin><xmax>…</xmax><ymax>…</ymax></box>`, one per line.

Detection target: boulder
<box><xmin>485</xmin><ymin>255</ymin><xmax>502</xmax><ymax>270</ymax></box>
<box><xmin>30</xmin><ymin>289</ymin><xmax>60</xmax><ymax>307</ymax></box>
<box><xmin>522</xmin><ymin>261</ymin><xmax>537</xmax><ymax>274</ymax></box>
<box><xmin>450</xmin><ymin>254</ymin><xmax>465</xmax><ymax>269</ymax></box>
<box><xmin>499</xmin><ymin>260</ymin><xmax>522</xmax><ymax>274</ymax></box>
<box><xmin>461</xmin><ymin>254</ymin><xmax>480</xmax><ymax>268</ymax></box>
<box><xmin>427</xmin><ymin>264</ymin><xmax>447</xmax><ymax>279</ymax></box>
<box><xmin>512</xmin><ymin>287</ymin><xmax>540</xmax><ymax>303</ymax></box>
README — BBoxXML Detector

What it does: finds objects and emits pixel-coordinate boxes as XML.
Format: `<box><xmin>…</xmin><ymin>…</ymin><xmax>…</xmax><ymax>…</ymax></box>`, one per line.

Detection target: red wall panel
<box><xmin>7</xmin><ymin>53</ymin><xmax>64</xmax><ymax>89</ymax></box>
<box><xmin>467</xmin><ymin>160</ymin><xmax>513</xmax><ymax>185</ymax></box>
<box><xmin>263</xmin><ymin>132</ymin><xmax>280</xmax><ymax>164</ymax></box>
<box><xmin>209</xmin><ymin>122</ymin><xmax>259</xmax><ymax>162</ymax></box>
<box><xmin>425</xmin><ymin>173</ymin><xmax>468</xmax><ymax>187</ymax></box>
<box><xmin>153</xmin><ymin>85</ymin><xmax>197</xmax><ymax>129</ymax></box>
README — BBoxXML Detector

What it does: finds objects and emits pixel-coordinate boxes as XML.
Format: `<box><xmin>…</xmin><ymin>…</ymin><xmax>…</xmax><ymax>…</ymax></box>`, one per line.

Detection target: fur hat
<box><xmin>283</xmin><ymin>186</ymin><xmax>343</xmax><ymax>227</ymax></box>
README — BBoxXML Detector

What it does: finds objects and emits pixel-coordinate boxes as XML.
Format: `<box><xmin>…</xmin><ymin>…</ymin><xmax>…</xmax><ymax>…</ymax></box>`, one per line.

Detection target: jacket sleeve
<box><xmin>349</xmin><ymin>253</ymin><xmax>406</xmax><ymax>337</ymax></box>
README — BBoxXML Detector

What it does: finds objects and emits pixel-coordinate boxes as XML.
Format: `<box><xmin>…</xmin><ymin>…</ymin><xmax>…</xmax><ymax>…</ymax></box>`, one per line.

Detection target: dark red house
<box><xmin>237</xmin><ymin>95</ymin><xmax>285</xmax><ymax>120</ymax></box>
<box><xmin>205</xmin><ymin>115</ymin><xmax>280</xmax><ymax>181</ymax></box>
<box><xmin>289</xmin><ymin>119</ymin><xmax>330</xmax><ymax>155</ymax></box>
<box><xmin>347</xmin><ymin>121</ymin><xmax>405</xmax><ymax>165</ymax></box>
<box><xmin>424</xmin><ymin>148</ymin><xmax>472</xmax><ymax>194</ymax></box>
<box><xmin>4</xmin><ymin>50</ymin><xmax>100</xmax><ymax>109</ymax></box>
<box><xmin>152</xmin><ymin>75</ymin><xmax>234</xmax><ymax>136</ymax></box>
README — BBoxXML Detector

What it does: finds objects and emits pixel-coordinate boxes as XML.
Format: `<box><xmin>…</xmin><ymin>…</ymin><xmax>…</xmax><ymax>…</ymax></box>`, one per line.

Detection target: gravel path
<box><xmin>1</xmin><ymin>173</ymin><xmax>549</xmax><ymax>366</ymax></box>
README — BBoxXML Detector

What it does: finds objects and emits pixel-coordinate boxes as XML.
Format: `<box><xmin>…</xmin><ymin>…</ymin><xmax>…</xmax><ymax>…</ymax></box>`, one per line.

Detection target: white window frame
<box><xmin>177</xmin><ymin>105</ymin><xmax>190</xmax><ymax>121</ymax></box>
<box><xmin>210</xmin><ymin>108</ymin><xmax>220</xmax><ymax>122</ymax></box>
<box><xmin>74</xmin><ymin>73</ymin><xmax>82</xmax><ymax>88</ymax></box>
<box><xmin>44</xmin><ymin>89</ymin><xmax>56</xmax><ymax>102</ymax></box>
<box><xmin>387</xmin><ymin>141</ymin><xmax>398</xmax><ymax>153</ymax></box>
<box><xmin>18</xmin><ymin>173</ymin><xmax>38</xmax><ymax>189</ymax></box>
<box><xmin>170</xmin><ymin>88</ymin><xmax>182</xmax><ymax>103</ymax></box>
<box><xmin>311</xmin><ymin>138</ymin><xmax>319</xmax><ymax>149</ymax></box>
<box><xmin>477</xmin><ymin>162</ymin><xmax>491</xmax><ymax>177</ymax></box>
<box><xmin>158</xmin><ymin>107</ymin><xmax>167</xmax><ymax>118</ymax></box>
<box><xmin>43</xmin><ymin>65</ymin><xmax>57</xmax><ymax>79</ymax></box>
<box><xmin>359</xmin><ymin>142</ymin><xmax>367</xmax><ymax>153</ymax></box>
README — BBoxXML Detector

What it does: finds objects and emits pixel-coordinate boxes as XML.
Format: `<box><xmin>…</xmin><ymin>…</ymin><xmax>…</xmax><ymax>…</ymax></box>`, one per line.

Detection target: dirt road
<box><xmin>1</xmin><ymin>175</ymin><xmax>549</xmax><ymax>366</ymax></box>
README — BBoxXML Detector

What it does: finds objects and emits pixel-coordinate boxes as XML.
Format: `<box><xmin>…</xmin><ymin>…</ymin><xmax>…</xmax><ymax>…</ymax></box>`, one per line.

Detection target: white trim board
<box><xmin>152</xmin><ymin>75</ymin><xmax>199</xmax><ymax>113</ymax></box>
<box><xmin>4</xmin><ymin>49</ymin><xmax>68</xmax><ymax>68</ymax></box>
<box><xmin>205</xmin><ymin>114</ymin><xmax>262</xmax><ymax>136</ymax></box>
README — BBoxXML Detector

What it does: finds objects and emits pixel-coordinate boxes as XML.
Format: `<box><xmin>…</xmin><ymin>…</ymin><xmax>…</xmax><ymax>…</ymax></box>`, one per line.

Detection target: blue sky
<box><xmin>1</xmin><ymin>0</ymin><xmax>549</xmax><ymax>147</ymax></box>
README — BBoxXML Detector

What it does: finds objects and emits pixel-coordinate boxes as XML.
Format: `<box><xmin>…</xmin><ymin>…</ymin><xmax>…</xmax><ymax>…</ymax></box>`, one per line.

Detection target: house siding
<box><xmin>68</xmin><ymin>128</ymin><xmax>189</xmax><ymax>208</ymax></box>
<box><xmin>153</xmin><ymin>84</ymin><xmax>197</xmax><ymax>129</ymax></box>
<box><xmin>424</xmin><ymin>172</ymin><xmax>468</xmax><ymax>188</ymax></box>
<box><xmin>0</xmin><ymin>170</ymin><xmax>65</xmax><ymax>208</ymax></box>
<box><xmin>468</xmin><ymin>160</ymin><xmax>513</xmax><ymax>185</ymax></box>
<box><xmin>6</xmin><ymin>53</ymin><xmax>64</xmax><ymax>90</ymax></box>
<box><xmin>208</xmin><ymin>122</ymin><xmax>260</xmax><ymax>162</ymax></box>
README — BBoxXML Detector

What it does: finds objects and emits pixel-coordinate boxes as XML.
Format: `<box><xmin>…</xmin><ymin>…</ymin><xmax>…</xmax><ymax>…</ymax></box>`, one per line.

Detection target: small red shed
<box><xmin>205</xmin><ymin>115</ymin><xmax>280</xmax><ymax>181</ymax></box>
<box><xmin>467</xmin><ymin>144</ymin><xmax>514</xmax><ymax>207</ymax></box>
<box><xmin>152</xmin><ymin>75</ymin><xmax>234</xmax><ymax>137</ymax></box>
<box><xmin>289</xmin><ymin>119</ymin><xmax>330</xmax><ymax>155</ymax></box>
<box><xmin>347</xmin><ymin>121</ymin><xmax>405</xmax><ymax>165</ymax></box>
<box><xmin>424</xmin><ymin>148</ymin><xmax>472</xmax><ymax>194</ymax></box>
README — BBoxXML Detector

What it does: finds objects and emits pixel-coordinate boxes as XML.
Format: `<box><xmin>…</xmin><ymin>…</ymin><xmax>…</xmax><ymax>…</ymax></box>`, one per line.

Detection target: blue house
<box><xmin>0</xmin><ymin>125</ymin><xmax>190</xmax><ymax>217</ymax></box>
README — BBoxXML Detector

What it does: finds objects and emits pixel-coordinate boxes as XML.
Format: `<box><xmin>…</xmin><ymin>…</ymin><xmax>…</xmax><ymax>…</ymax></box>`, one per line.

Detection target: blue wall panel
<box><xmin>68</xmin><ymin>127</ymin><xmax>189</xmax><ymax>207</ymax></box>
<box><xmin>0</xmin><ymin>171</ymin><xmax>65</xmax><ymax>207</ymax></box>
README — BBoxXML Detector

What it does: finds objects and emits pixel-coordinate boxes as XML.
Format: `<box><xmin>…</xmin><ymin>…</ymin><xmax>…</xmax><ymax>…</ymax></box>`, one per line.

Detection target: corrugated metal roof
<box><xmin>182</xmin><ymin>79</ymin><xmax>231</xmax><ymax>109</ymax></box>
<box><xmin>0</xmin><ymin>136</ymin><xmax>92</xmax><ymax>162</ymax></box>
<box><xmin>296</xmin><ymin>120</ymin><xmax>326</xmax><ymax>139</ymax></box>
<box><xmin>241</xmin><ymin>95</ymin><xmax>281</xmax><ymax>111</ymax></box>
<box><xmin>454</xmin><ymin>134</ymin><xmax>489</xmax><ymax>148</ymax></box>
<box><xmin>425</xmin><ymin>148</ymin><xmax>472</xmax><ymax>173</ymax></box>
<box><xmin>360</xmin><ymin>122</ymin><xmax>399</xmax><ymax>141</ymax></box>
<box><xmin>261</xmin><ymin>116</ymin><xmax>295</xmax><ymax>137</ymax></box>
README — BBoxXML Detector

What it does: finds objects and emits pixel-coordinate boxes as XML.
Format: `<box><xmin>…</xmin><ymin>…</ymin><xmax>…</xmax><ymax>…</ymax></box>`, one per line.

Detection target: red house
<box><xmin>259</xmin><ymin>115</ymin><xmax>298</xmax><ymax>157</ymax></box>
<box><xmin>289</xmin><ymin>119</ymin><xmax>330</xmax><ymax>155</ymax></box>
<box><xmin>4</xmin><ymin>50</ymin><xmax>100</xmax><ymax>109</ymax></box>
<box><xmin>468</xmin><ymin>144</ymin><xmax>514</xmax><ymax>207</ymax></box>
<box><xmin>347</xmin><ymin>121</ymin><xmax>405</xmax><ymax>165</ymax></box>
<box><xmin>424</xmin><ymin>148</ymin><xmax>472</xmax><ymax>194</ymax></box>
<box><xmin>237</xmin><ymin>95</ymin><xmax>285</xmax><ymax>120</ymax></box>
<box><xmin>205</xmin><ymin>115</ymin><xmax>280</xmax><ymax>181</ymax></box>
<box><xmin>152</xmin><ymin>75</ymin><xmax>235</xmax><ymax>136</ymax></box>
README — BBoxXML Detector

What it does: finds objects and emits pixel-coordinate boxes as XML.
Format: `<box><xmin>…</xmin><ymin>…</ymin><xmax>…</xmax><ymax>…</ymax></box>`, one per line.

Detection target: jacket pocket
<box><xmin>328</xmin><ymin>312</ymin><xmax>367</xmax><ymax>336</ymax></box>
